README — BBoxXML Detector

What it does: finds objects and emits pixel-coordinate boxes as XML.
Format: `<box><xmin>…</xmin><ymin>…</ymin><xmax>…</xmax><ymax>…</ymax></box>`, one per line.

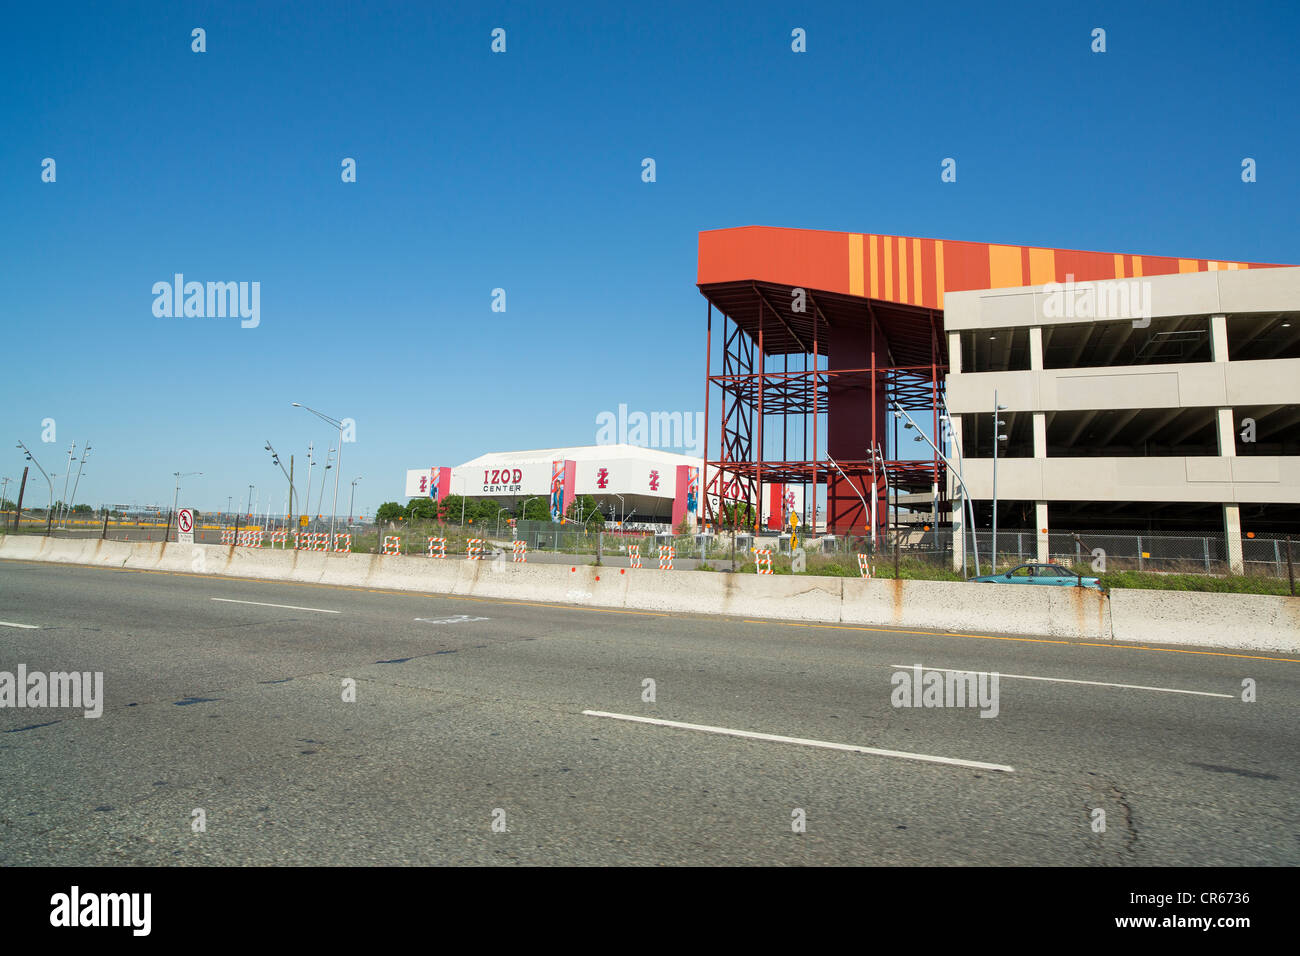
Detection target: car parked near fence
<box><xmin>971</xmin><ymin>563</ymin><xmax>1103</xmax><ymax>590</ymax></box>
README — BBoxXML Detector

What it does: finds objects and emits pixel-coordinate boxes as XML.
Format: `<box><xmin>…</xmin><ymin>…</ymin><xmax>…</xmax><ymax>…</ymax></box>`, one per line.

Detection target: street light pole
<box><xmin>58</xmin><ymin>442</ymin><xmax>75</xmax><ymax>528</ymax></box>
<box><xmin>292</xmin><ymin>403</ymin><xmax>347</xmax><ymax>545</ymax></box>
<box><xmin>991</xmin><ymin>391</ymin><xmax>1007</xmax><ymax>573</ymax></box>
<box><xmin>265</xmin><ymin>441</ymin><xmax>301</xmax><ymax>530</ymax></box>
<box><xmin>246</xmin><ymin>484</ymin><xmax>254</xmax><ymax>517</ymax></box>
<box><xmin>348</xmin><ymin>478</ymin><xmax>361</xmax><ymax>525</ymax></box>
<box><xmin>891</xmin><ymin>403</ymin><xmax>979</xmax><ymax>577</ymax></box>
<box><xmin>67</xmin><ymin>443</ymin><xmax>91</xmax><ymax>527</ymax></box>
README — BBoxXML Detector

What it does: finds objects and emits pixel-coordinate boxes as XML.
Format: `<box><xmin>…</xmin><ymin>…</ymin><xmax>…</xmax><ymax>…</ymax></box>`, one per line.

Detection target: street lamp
<box><xmin>17</xmin><ymin>442</ymin><xmax>56</xmax><ymax>535</ymax></box>
<box><xmin>893</xmin><ymin>403</ymin><xmax>979</xmax><ymax>577</ymax></box>
<box><xmin>992</xmin><ymin>391</ymin><xmax>1008</xmax><ymax>573</ymax></box>
<box><xmin>246</xmin><ymin>483</ymin><xmax>255</xmax><ymax>518</ymax></box>
<box><xmin>496</xmin><ymin>506</ymin><xmax>509</xmax><ymax>537</ymax></box>
<box><xmin>66</xmin><ymin>443</ymin><xmax>91</xmax><ymax>527</ymax></box>
<box><xmin>348</xmin><ymin>477</ymin><xmax>361</xmax><ymax>525</ymax></box>
<box><xmin>519</xmin><ymin>496</ymin><xmax>540</xmax><ymax>525</ymax></box>
<box><xmin>313</xmin><ymin>447</ymin><xmax>334</xmax><ymax>523</ymax></box>
<box><xmin>57</xmin><ymin>442</ymin><xmax>76</xmax><ymax>528</ymax></box>
<box><xmin>610</xmin><ymin>492</ymin><xmax>625</xmax><ymax>526</ymax></box>
<box><xmin>265</xmin><ymin>441</ymin><xmax>300</xmax><ymax>529</ymax></box>
<box><xmin>292</xmin><ymin>402</ymin><xmax>347</xmax><ymax>546</ymax></box>
<box><xmin>173</xmin><ymin>471</ymin><xmax>203</xmax><ymax>536</ymax></box>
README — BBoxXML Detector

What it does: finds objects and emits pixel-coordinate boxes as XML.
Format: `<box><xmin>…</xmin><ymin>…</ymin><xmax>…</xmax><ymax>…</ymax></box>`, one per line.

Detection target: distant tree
<box><xmin>406</xmin><ymin>497</ymin><xmax>438</xmax><ymax>521</ymax></box>
<box><xmin>674</xmin><ymin>516</ymin><xmax>693</xmax><ymax>536</ymax></box>
<box><xmin>375</xmin><ymin>501</ymin><xmax>405</xmax><ymax>524</ymax></box>
<box><xmin>73</xmin><ymin>504</ymin><xmax>92</xmax><ymax>513</ymax></box>
<box><xmin>522</xmin><ymin>497</ymin><xmax>551</xmax><ymax>521</ymax></box>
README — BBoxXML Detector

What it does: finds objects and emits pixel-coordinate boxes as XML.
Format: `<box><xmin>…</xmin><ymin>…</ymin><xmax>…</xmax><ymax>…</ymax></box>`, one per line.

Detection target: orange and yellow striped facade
<box><xmin>697</xmin><ymin>225</ymin><xmax>1289</xmax><ymax>309</ymax></box>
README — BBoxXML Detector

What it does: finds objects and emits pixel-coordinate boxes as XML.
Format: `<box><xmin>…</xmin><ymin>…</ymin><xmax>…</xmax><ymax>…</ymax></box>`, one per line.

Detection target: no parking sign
<box><xmin>178</xmin><ymin>508</ymin><xmax>194</xmax><ymax>545</ymax></box>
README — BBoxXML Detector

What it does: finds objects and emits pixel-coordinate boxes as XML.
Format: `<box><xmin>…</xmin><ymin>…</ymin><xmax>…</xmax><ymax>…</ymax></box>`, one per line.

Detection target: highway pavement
<box><xmin>0</xmin><ymin>557</ymin><xmax>1296</xmax><ymax>865</ymax></box>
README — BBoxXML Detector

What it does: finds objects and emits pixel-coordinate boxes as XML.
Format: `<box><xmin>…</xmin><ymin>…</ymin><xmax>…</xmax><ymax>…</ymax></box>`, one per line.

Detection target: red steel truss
<box><xmin>700</xmin><ymin>280</ymin><xmax>947</xmax><ymax>536</ymax></box>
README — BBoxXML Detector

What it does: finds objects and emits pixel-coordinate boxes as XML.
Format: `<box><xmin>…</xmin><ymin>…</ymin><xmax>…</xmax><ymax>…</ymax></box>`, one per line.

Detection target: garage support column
<box><xmin>1029</xmin><ymin>326</ymin><xmax>1044</xmax><ymax>372</ymax></box>
<box><xmin>1209</xmin><ymin>314</ymin><xmax>1243</xmax><ymax>573</ymax></box>
<box><xmin>1036</xmin><ymin>502</ymin><xmax>1049</xmax><ymax>563</ymax></box>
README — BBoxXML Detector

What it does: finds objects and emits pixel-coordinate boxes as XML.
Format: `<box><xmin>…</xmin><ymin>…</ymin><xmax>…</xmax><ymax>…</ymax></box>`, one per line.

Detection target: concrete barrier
<box><xmin>1110</xmin><ymin>588</ymin><xmax>1300</xmax><ymax>653</ymax></box>
<box><xmin>2</xmin><ymin>534</ymin><xmax>1294</xmax><ymax>652</ymax></box>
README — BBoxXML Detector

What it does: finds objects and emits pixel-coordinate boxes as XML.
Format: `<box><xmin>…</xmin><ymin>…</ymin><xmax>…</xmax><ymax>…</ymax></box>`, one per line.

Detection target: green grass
<box><xmin>1096</xmin><ymin>569</ymin><xmax>1295</xmax><ymax>596</ymax></box>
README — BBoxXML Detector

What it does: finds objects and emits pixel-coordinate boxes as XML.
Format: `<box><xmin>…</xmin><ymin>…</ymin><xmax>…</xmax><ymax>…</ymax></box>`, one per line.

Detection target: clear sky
<box><xmin>3</xmin><ymin>0</ymin><xmax>1296</xmax><ymax>515</ymax></box>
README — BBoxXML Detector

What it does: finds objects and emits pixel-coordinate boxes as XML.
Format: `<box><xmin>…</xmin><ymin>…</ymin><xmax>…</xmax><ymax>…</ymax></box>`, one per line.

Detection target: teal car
<box><xmin>972</xmin><ymin>562</ymin><xmax>1103</xmax><ymax>590</ymax></box>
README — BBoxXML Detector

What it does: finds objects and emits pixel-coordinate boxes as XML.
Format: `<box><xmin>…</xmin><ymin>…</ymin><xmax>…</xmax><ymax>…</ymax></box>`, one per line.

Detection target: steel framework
<box><xmin>700</xmin><ymin>281</ymin><xmax>947</xmax><ymax>536</ymax></box>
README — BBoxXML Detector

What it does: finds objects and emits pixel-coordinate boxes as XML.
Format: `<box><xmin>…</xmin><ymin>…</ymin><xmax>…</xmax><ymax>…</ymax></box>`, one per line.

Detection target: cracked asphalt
<box><xmin>1</xmin><ymin>558</ymin><xmax>1296</xmax><ymax>865</ymax></box>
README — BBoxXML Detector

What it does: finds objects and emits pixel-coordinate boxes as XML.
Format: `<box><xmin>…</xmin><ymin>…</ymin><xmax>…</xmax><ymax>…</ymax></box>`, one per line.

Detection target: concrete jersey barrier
<box><xmin>1</xmin><ymin>534</ymin><xmax>1295</xmax><ymax>652</ymax></box>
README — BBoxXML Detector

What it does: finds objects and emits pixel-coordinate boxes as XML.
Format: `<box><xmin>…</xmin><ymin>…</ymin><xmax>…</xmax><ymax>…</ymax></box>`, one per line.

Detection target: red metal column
<box><xmin>812</xmin><ymin>303</ymin><xmax>819</xmax><ymax>533</ymax></box>
<box><xmin>703</xmin><ymin>300</ymin><xmax>712</xmax><ymax>528</ymax></box>
<box><xmin>756</xmin><ymin>295</ymin><xmax>764</xmax><ymax>533</ymax></box>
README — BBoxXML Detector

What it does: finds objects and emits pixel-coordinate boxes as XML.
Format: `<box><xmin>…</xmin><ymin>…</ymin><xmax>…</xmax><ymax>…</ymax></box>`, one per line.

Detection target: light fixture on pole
<box><xmin>348</xmin><ymin>477</ymin><xmax>361</xmax><ymax>525</ymax></box>
<box><xmin>292</xmin><ymin>403</ymin><xmax>347</xmax><ymax>545</ymax></box>
<box><xmin>520</xmin><ymin>496</ymin><xmax>539</xmax><ymax>525</ymax></box>
<box><xmin>265</xmin><ymin>441</ymin><xmax>300</xmax><ymax>529</ymax></box>
<box><xmin>57</xmin><ymin>442</ymin><xmax>76</xmax><ymax>528</ymax></box>
<box><xmin>66</xmin><ymin>443</ymin><xmax>91</xmax><ymax>527</ymax></box>
<box><xmin>893</xmin><ymin>403</ymin><xmax>979</xmax><ymax>577</ymax></box>
<box><xmin>172</xmin><ymin>471</ymin><xmax>203</xmax><ymax>535</ymax></box>
<box><xmin>313</xmin><ymin>447</ymin><xmax>334</xmax><ymax>522</ymax></box>
<box><xmin>992</xmin><ymin>391</ymin><xmax>1008</xmax><ymax>573</ymax></box>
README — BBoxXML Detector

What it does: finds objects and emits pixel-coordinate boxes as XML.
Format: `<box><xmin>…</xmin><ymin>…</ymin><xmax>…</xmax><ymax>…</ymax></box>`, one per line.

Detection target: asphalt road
<box><xmin>1</xmin><ymin>558</ymin><xmax>1296</xmax><ymax>866</ymax></box>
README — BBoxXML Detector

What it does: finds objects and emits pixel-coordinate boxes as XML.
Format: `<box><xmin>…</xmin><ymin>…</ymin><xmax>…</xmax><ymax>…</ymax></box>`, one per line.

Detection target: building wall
<box><xmin>942</xmin><ymin>266</ymin><xmax>1300</xmax><ymax>569</ymax></box>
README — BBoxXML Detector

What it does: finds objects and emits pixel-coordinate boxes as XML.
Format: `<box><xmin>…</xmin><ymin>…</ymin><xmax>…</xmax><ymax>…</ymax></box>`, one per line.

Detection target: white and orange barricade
<box><xmin>220</xmin><ymin>529</ymin><xmax>235</xmax><ymax>545</ymax></box>
<box><xmin>332</xmin><ymin>533</ymin><xmax>352</xmax><ymax>553</ymax></box>
<box><xmin>427</xmin><ymin>536</ymin><xmax>446</xmax><ymax>558</ymax></box>
<box><xmin>466</xmin><ymin>538</ymin><xmax>484</xmax><ymax>560</ymax></box>
<box><xmin>857</xmin><ymin>554</ymin><xmax>873</xmax><ymax>579</ymax></box>
<box><xmin>512</xmin><ymin>540</ymin><xmax>527</xmax><ymax>562</ymax></box>
<box><xmin>294</xmin><ymin>531</ymin><xmax>307</xmax><ymax>550</ymax></box>
<box><xmin>270</xmin><ymin>530</ymin><xmax>287</xmax><ymax>548</ymax></box>
<box><xmin>658</xmin><ymin>545</ymin><xmax>674</xmax><ymax>571</ymax></box>
<box><xmin>315</xmin><ymin>533</ymin><xmax>330</xmax><ymax>552</ymax></box>
<box><xmin>755</xmin><ymin>548</ymin><xmax>773</xmax><ymax>574</ymax></box>
<box><xmin>237</xmin><ymin>529</ymin><xmax>261</xmax><ymax>548</ymax></box>
<box><xmin>628</xmin><ymin>544</ymin><xmax>642</xmax><ymax>569</ymax></box>
<box><xmin>383</xmin><ymin>535</ymin><xmax>401</xmax><ymax>556</ymax></box>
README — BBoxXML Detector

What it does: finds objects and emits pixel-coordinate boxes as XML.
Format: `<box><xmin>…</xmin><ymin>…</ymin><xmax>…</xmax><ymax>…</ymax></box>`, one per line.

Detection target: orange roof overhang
<box><xmin>698</xmin><ymin>225</ymin><xmax>1290</xmax><ymax>312</ymax></box>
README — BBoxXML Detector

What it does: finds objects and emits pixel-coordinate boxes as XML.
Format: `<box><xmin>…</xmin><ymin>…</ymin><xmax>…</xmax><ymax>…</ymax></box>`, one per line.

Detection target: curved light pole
<box><xmin>519</xmin><ymin>496</ymin><xmax>540</xmax><ymax>523</ymax></box>
<box><xmin>17</xmin><ymin>442</ymin><xmax>55</xmax><ymax>534</ymax></box>
<box><xmin>892</xmin><ymin>402</ymin><xmax>979</xmax><ymax>578</ymax></box>
<box><xmin>265</xmin><ymin>441</ymin><xmax>301</xmax><ymax>529</ymax></box>
<box><xmin>293</xmin><ymin>403</ymin><xmax>346</xmax><ymax>545</ymax></box>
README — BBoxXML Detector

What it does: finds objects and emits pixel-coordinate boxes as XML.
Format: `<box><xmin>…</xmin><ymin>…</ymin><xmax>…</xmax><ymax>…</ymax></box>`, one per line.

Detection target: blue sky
<box><xmin>3</xmin><ymin>0</ymin><xmax>1297</xmax><ymax>514</ymax></box>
